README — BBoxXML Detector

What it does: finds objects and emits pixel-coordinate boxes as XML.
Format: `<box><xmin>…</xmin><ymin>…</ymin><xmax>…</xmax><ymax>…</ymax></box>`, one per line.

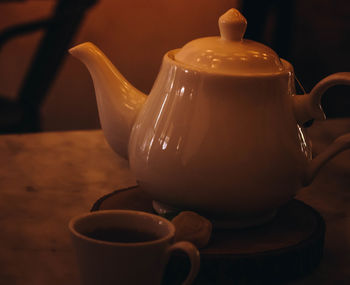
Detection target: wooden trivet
<box><xmin>91</xmin><ymin>186</ymin><xmax>325</xmax><ymax>285</ymax></box>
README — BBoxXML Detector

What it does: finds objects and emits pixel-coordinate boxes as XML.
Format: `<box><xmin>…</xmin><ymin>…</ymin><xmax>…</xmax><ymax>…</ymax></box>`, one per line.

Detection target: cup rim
<box><xmin>68</xmin><ymin>209</ymin><xmax>175</xmax><ymax>246</ymax></box>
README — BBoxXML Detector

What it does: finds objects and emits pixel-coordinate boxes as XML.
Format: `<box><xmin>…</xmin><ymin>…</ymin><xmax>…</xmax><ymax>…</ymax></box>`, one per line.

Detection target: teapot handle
<box><xmin>292</xmin><ymin>72</ymin><xmax>350</xmax><ymax>186</ymax></box>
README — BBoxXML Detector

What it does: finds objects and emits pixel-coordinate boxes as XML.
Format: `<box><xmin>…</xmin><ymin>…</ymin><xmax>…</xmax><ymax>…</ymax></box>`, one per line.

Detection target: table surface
<box><xmin>0</xmin><ymin>119</ymin><xmax>350</xmax><ymax>285</ymax></box>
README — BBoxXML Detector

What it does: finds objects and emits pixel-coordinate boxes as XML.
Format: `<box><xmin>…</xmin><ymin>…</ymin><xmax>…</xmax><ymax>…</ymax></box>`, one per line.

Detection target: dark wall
<box><xmin>243</xmin><ymin>0</ymin><xmax>350</xmax><ymax>117</ymax></box>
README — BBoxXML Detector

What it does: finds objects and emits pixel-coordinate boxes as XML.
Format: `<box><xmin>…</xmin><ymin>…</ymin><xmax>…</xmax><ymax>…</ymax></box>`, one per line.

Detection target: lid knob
<box><xmin>219</xmin><ymin>8</ymin><xmax>247</xmax><ymax>41</ymax></box>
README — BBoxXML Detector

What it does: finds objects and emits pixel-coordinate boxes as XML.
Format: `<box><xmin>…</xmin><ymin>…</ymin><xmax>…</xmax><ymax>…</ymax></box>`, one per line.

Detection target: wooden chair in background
<box><xmin>0</xmin><ymin>0</ymin><xmax>98</xmax><ymax>133</ymax></box>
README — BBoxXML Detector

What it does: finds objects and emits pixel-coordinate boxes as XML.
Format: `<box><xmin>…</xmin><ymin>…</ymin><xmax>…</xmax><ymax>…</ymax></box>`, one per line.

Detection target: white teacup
<box><xmin>69</xmin><ymin>210</ymin><xmax>200</xmax><ymax>285</ymax></box>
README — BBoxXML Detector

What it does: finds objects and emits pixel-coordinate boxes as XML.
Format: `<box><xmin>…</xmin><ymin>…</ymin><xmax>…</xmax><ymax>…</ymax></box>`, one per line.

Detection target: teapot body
<box><xmin>69</xmin><ymin>8</ymin><xmax>350</xmax><ymax>227</ymax></box>
<box><xmin>128</xmin><ymin>51</ymin><xmax>311</xmax><ymax>220</ymax></box>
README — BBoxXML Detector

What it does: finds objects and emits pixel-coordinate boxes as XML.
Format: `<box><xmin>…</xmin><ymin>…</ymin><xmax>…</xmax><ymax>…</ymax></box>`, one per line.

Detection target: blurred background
<box><xmin>0</xmin><ymin>0</ymin><xmax>349</xmax><ymax>133</ymax></box>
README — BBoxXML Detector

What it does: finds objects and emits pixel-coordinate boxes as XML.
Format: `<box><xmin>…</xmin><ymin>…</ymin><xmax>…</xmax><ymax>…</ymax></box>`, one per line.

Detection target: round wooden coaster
<box><xmin>91</xmin><ymin>186</ymin><xmax>325</xmax><ymax>284</ymax></box>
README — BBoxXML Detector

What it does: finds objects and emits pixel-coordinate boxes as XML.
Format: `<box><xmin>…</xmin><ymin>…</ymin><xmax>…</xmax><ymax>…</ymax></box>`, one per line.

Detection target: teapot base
<box><xmin>152</xmin><ymin>200</ymin><xmax>277</xmax><ymax>229</ymax></box>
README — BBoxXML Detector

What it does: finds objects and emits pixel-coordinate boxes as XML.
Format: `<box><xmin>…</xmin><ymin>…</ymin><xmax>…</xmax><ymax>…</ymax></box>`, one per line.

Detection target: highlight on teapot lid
<box><xmin>174</xmin><ymin>8</ymin><xmax>285</xmax><ymax>75</ymax></box>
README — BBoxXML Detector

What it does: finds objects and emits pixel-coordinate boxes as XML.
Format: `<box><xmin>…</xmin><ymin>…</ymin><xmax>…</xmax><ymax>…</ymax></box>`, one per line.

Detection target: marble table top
<box><xmin>0</xmin><ymin>119</ymin><xmax>349</xmax><ymax>284</ymax></box>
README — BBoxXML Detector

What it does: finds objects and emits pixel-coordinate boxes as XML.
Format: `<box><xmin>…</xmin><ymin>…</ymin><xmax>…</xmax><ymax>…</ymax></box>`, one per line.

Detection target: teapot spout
<box><xmin>69</xmin><ymin>42</ymin><xmax>147</xmax><ymax>159</ymax></box>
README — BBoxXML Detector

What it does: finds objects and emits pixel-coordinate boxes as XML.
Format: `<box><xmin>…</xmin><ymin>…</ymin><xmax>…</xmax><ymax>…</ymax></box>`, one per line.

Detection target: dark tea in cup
<box><xmin>69</xmin><ymin>210</ymin><xmax>200</xmax><ymax>285</ymax></box>
<box><xmin>84</xmin><ymin>227</ymin><xmax>160</xmax><ymax>243</ymax></box>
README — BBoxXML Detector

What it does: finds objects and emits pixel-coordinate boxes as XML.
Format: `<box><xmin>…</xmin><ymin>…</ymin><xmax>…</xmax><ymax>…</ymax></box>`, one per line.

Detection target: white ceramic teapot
<box><xmin>69</xmin><ymin>9</ymin><xmax>350</xmax><ymax>227</ymax></box>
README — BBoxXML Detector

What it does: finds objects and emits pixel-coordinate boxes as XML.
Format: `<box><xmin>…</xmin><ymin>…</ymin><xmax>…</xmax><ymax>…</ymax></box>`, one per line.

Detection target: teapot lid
<box><xmin>174</xmin><ymin>9</ymin><xmax>285</xmax><ymax>75</ymax></box>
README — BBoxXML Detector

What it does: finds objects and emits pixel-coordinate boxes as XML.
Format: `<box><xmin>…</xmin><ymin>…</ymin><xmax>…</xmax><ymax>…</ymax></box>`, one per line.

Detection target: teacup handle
<box><xmin>292</xmin><ymin>72</ymin><xmax>350</xmax><ymax>185</ymax></box>
<box><xmin>167</xmin><ymin>241</ymin><xmax>200</xmax><ymax>285</ymax></box>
